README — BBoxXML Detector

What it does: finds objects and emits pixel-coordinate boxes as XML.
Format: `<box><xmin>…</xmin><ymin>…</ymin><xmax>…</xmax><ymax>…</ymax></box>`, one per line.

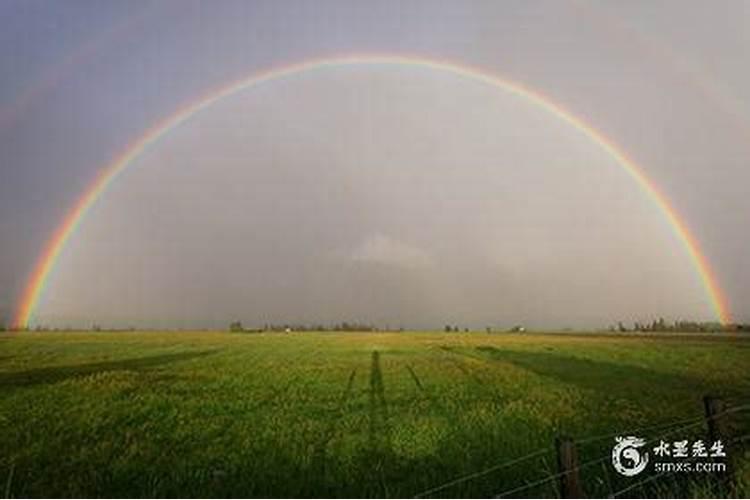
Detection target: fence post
<box><xmin>703</xmin><ymin>396</ymin><xmax>728</xmax><ymax>444</ymax></box>
<box><xmin>556</xmin><ymin>437</ymin><xmax>585</xmax><ymax>498</ymax></box>
<box><xmin>703</xmin><ymin>395</ymin><xmax>735</xmax><ymax>490</ymax></box>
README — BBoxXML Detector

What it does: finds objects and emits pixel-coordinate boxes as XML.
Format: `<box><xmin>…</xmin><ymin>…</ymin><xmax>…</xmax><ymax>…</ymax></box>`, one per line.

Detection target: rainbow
<box><xmin>12</xmin><ymin>54</ymin><xmax>732</xmax><ymax>328</ymax></box>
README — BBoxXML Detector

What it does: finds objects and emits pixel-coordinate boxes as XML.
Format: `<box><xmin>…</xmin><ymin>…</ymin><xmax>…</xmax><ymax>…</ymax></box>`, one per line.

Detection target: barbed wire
<box><xmin>495</xmin><ymin>454</ymin><xmax>611</xmax><ymax>498</ymax></box>
<box><xmin>578</xmin><ymin>402</ymin><xmax>750</xmax><ymax>447</ymax></box>
<box><xmin>413</xmin><ymin>446</ymin><xmax>553</xmax><ymax>498</ymax></box>
<box><xmin>610</xmin><ymin>466</ymin><xmax>675</xmax><ymax>497</ymax></box>
<box><xmin>576</xmin><ymin>415</ymin><xmax>704</xmax><ymax>447</ymax></box>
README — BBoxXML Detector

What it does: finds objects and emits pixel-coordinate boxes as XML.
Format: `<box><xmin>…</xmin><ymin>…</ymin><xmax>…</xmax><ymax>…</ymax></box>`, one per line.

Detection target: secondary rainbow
<box><xmin>12</xmin><ymin>54</ymin><xmax>732</xmax><ymax>328</ymax></box>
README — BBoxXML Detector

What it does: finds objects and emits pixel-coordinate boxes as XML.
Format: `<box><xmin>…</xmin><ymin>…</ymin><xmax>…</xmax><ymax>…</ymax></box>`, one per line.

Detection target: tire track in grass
<box><xmin>242</xmin><ymin>344</ymin><xmax>324</xmax><ymax>413</ymax></box>
<box><xmin>404</xmin><ymin>350</ymin><xmax>521</xmax><ymax>498</ymax></box>
<box><xmin>407</xmin><ymin>346</ymin><xmax>500</xmax><ymax>462</ymax></box>
<box><xmin>429</xmin><ymin>347</ymin><xmax>559</xmax><ymax>497</ymax></box>
<box><xmin>314</xmin><ymin>368</ymin><xmax>358</xmax><ymax>451</ymax></box>
<box><xmin>405</xmin><ymin>365</ymin><xmax>424</xmax><ymax>391</ymax></box>
<box><xmin>256</xmin><ymin>342</ymin><xmax>329</xmax><ymax>413</ymax></box>
<box><xmin>403</xmin><ymin>361</ymin><xmax>463</xmax><ymax>471</ymax></box>
<box><xmin>366</xmin><ymin>350</ymin><xmax>395</xmax><ymax>497</ymax></box>
<box><xmin>234</xmin><ymin>342</ymin><xmax>324</xmax><ymax>443</ymax></box>
<box><xmin>369</xmin><ymin>350</ymin><xmax>390</xmax><ymax>453</ymax></box>
<box><xmin>404</xmin><ymin>364</ymin><xmax>453</xmax><ymax>417</ymax></box>
<box><xmin>310</xmin><ymin>368</ymin><xmax>358</xmax><ymax>485</ymax></box>
<box><xmin>437</xmin><ymin>346</ymin><xmax>506</xmax><ymax>407</ymax></box>
<box><xmin>240</xmin><ymin>343</ymin><xmax>331</xmax><ymax>495</ymax></box>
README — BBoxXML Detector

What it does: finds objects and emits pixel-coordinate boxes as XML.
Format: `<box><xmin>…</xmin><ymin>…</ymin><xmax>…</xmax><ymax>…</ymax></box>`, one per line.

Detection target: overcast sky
<box><xmin>1</xmin><ymin>0</ymin><xmax>748</xmax><ymax>329</ymax></box>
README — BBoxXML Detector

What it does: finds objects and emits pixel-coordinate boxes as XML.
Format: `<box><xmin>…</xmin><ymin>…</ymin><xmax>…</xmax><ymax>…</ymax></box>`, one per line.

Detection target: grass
<box><xmin>0</xmin><ymin>330</ymin><xmax>748</xmax><ymax>497</ymax></box>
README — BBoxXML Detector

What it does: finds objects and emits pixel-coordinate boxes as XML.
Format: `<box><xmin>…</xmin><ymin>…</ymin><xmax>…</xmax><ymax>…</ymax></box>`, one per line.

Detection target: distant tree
<box><xmin>617</xmin><ymin>321</ymin><xmax>627</xmax><ymax>332</ymax></box>
<box><xmin>486</xmin><ymin>327</ymin><xmax>492</xmax><ymax>333</ymax></box>
<box><xmin>445</xmin><ymin>324</ymin><xmax>452</xmax><ymax>332</ymax></box>
<box><xmin>229</xmin><ymin>321</ymin><xmax>243</xmax><ymax>332</ymax></box>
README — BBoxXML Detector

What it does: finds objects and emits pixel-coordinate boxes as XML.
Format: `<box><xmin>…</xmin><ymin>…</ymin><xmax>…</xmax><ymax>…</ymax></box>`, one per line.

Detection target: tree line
<box><xmin>610</xmin><ymin>318</ymin><xmax>747</xmax><ymax>333</ymax></box>
<box><xmin>229</xmin><ymin>320</ymin><xmax>381</xmax><ymax>333</ymax></box>
<box><xmin>3</xmin><ymin>319</ymin><xmax>746</xmax><ymax>333</ymax></box>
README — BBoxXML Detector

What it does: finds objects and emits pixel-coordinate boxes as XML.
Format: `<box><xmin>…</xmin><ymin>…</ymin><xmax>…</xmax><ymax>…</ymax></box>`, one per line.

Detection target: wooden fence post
<box><xmin>556</xmin><ymin>437</ymin><xmax>585</xmax><ymax>498</ymax></box>
<box><xmin>703</xmin><ymin>396</ymin><xmax>729</xmax><ymax>444</ymax></box>
<box><xmin>703</xmin><ymin>395</ymin><xmax>735</xmax><ymax>490</ymax></box>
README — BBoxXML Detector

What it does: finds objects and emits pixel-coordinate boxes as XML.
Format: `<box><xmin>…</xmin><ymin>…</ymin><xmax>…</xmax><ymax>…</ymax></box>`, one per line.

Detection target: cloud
<box><xmin>349</xmin><ymin>233</ymin><xmax>434</xmax><ymax>269</ymax></box>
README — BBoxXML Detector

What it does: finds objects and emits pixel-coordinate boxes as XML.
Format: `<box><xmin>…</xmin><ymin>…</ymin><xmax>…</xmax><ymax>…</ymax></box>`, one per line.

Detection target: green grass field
<box><xmin>1</xmin><ymin>331</ymin><xmax>748</xmax><ymax>498</ymax></box>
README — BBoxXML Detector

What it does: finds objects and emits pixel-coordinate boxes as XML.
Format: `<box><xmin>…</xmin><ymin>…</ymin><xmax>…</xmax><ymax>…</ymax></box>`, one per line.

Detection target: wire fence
<box><xmin>493</xmin><ymin>414</ymin><xmax>729</xmax><ymax>499</ymax></box>
<box><xmin>413</xmin><ymin>447</ymin><xmax>553</xmax><ymax>498</ymax></box>
<box><xmin>413</xmin><ymin>400</ymin><xmax>749</xmax><ymax>499</ymax></box>
<box><xmin>495</xmin><ymin>454</ymin><xmax>612</xmax><ymax>498</ymax></box>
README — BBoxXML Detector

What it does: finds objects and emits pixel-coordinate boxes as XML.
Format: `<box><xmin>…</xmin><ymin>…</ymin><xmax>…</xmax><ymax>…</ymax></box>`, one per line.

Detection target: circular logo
<box><xmin>612</xmin><ymin>436</ymin><xmax>649</xmax><ymax>476</ymax></box>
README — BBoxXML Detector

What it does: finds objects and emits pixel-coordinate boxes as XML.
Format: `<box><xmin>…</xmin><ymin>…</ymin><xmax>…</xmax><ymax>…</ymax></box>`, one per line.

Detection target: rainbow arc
<box><xmin>13</xmin><ymin>54</ymin><xmax>732</xmax><ymax>328</ymax></box>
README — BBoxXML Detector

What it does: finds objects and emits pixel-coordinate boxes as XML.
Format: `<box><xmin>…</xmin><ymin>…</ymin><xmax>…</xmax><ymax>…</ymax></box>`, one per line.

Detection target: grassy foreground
<box><xmin>1</xmin><ymin>331</ymin><xmax>748</xmax><ymax>498</ymax></box>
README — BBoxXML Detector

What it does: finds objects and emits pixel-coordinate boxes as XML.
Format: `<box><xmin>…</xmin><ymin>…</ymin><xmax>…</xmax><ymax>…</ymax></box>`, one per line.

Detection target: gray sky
<box><xmin>1</xmin><ymin>0</ymin><xmax>748</xmax><ymax>329</ymax></box>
